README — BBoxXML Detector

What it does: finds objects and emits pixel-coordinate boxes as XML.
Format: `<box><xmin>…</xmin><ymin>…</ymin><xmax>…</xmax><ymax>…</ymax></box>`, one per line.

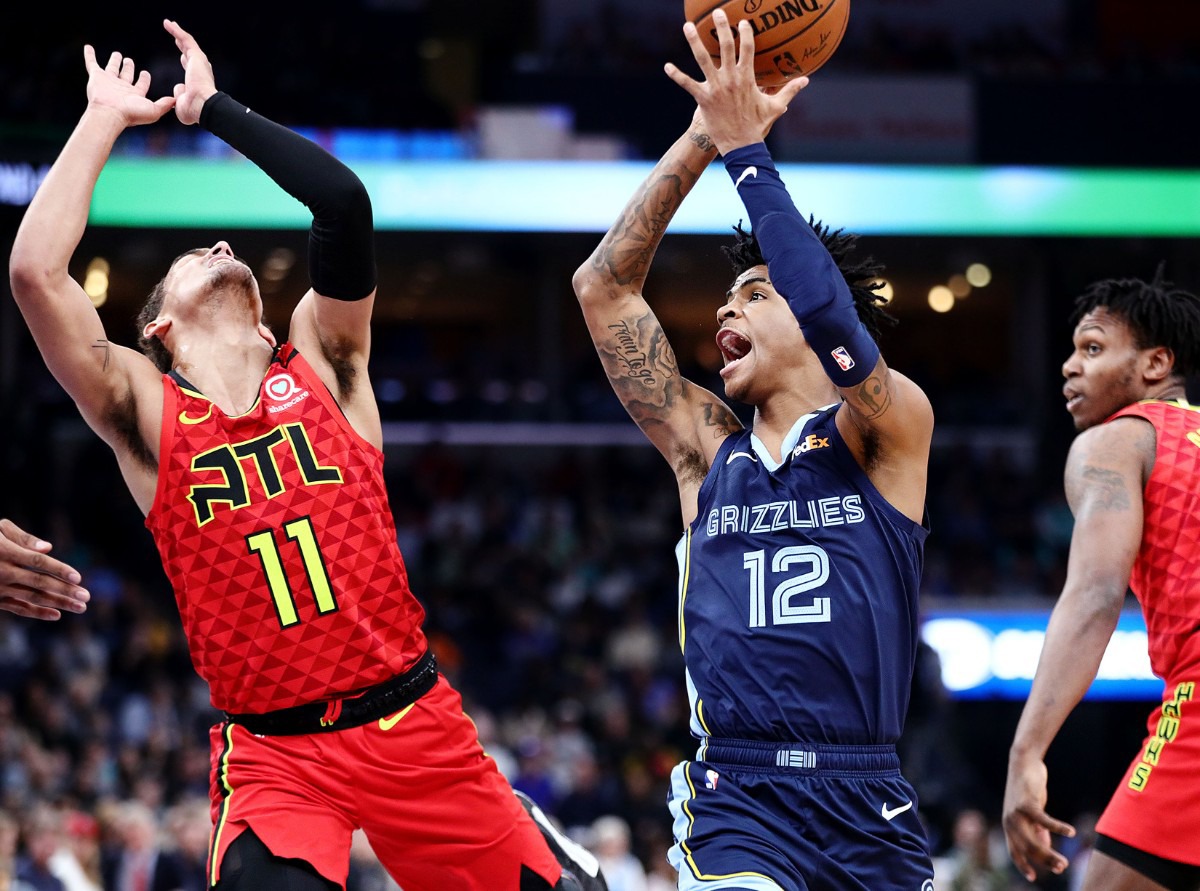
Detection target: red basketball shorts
<box><xmin>1095</xmin><ymin>679</ymin><xmax>1200</xmax><ymax>865</ymax></box>
<box><xmin>206</xmin><ymin>675</ymin><xmax>562</xmax><ymax>890</ymax></box>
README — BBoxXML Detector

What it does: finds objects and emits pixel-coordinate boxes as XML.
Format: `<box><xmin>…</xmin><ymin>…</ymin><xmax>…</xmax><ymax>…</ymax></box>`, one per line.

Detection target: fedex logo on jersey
<box><xmin>792</xmin><ymin>434</ymin><xmax>830</xmax><ymax>457</ymax></box>
<box><xmin>831</xmin><ymin>346</ymin><xmax>855</xmax><ymax>372</ymax></box>
<box><xmin>265</xmin><ymin>372</ymin><xmax>310</xmax><ymax>414</ymax></box>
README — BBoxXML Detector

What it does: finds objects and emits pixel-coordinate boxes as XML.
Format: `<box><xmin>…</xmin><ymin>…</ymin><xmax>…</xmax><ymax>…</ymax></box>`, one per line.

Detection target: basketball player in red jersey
<box><xmin>1003</xmin><ymin>270</ymin><xmax>1200</xmax><ymax>890</ymax></box>
<box><xmin>7</xmin><ymin>20</ymin><xmax>604</xmax><ymax>891</ymax></box>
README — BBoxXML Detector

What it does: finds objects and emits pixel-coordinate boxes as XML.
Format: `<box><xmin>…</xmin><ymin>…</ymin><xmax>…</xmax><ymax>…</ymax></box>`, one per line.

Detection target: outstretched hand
<box><xmin>0</xmin><ymin>519</ymin><xmax>89</xmax><ymax>621</ymax></box>
<box><xmin>82</xmin><ymin>45</ymin><xmax>175</xmax><ymax>128</ymax></box>
<box><xmin>164</xmin><ymin>19</ymin><xmax>217</xmax><ymax>126</ymax></box>
<box><xmin>1002</xmin><ymin>756</ymin><xmax>1076</xmax><ymax>882</ymax></box>
<box><xmin>664</xmin><ymin>10</ymin><xmax>808</xmax><ymax>156</ymax></box>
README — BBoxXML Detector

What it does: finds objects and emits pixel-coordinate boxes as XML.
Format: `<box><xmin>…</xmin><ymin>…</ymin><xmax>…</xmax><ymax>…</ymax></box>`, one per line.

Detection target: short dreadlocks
<box><xmin>721</xmin><ymin>217</ymin><xmax>897</xmax><ymax>343</ymax></box>
<box><xmin>1070</xmin><ymin>264</ymin><xmax>1200</xmax><ymax>378</ymax></box>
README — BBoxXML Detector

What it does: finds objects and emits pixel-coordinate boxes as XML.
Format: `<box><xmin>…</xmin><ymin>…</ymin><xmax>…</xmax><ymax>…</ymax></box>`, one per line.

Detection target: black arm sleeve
<box><xmin>199</xmin><ymin>91</ymin><xmax>376</xmax><ymax>301</ymax></box>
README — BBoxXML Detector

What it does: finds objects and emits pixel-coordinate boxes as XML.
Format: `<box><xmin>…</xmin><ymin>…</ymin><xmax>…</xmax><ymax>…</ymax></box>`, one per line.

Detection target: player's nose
<box><xmin>208</xmin><ymin>241</ymin><xmax>234</xmax><ymax>258</ymax></box>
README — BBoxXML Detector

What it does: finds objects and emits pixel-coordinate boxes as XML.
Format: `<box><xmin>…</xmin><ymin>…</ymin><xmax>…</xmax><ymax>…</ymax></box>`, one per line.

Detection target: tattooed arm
<box><xmin>1002</xmin><ymin>417</ymin><xmax>1152</xmax><ymax>881</ymax></box>
<box><xmin>572</xmin><ymin>117</ymin><xmax>741</xmax><ymax>523</ymax></box>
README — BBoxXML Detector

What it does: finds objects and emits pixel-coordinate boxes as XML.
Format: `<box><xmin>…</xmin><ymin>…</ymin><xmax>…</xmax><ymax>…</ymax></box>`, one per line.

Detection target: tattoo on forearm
<box><xmin>599</xmin><ymin>314</ymin><xmax>681</xmax><ymax>424</ymax></box>
<box><xmin>689</xmin><ymin>130</ymin><xmax>715</xmax><ymax>152</ymax></box>
<box><xmin>1080</xmin><ymin>466</ymin><xmax>1132</xmax><ymax>511</ymax></box>
<box><xmin>702</xmin><ymin>402</ymin><xmax>742</xmax><ymax>438</ymax></box>
<box><xmin>608</xmin><ymin>319</ymin><xmax>661</xmax><ymax>386</ymax></box>
<box><xmin>853</xmin><ymin>375</ymin><xmax>892</xmax><ymax>419</ymax></box>
<box><xmin>92</xmin><ymin>339</ymin><xmax>111</xmax><ymax>371</ymax></box>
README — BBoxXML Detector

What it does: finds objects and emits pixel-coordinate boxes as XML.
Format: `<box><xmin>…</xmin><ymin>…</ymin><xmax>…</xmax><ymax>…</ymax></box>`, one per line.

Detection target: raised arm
<box><xmin>666</xmin><ymin>12</ymin><xmax>932</xmax><ymax>518</ymax></box>
<box><xmin>572</xmin><ymin>115</ymin><xmax>742</xmax><ymax>520</ymax></box>
<box><xmin>9</xmin><ymin>46</ymin><xmax>174</xmax><ymax>457</ymax></box>
<box><xmin>165</xmin><ymin>20</ymin><xmax>379</xmax><ymax>439</ymax></box>
<box><xmin>1002</xmin><ymin>418</ymin><xmax>1149</xmax><ymax>881</ymax></box>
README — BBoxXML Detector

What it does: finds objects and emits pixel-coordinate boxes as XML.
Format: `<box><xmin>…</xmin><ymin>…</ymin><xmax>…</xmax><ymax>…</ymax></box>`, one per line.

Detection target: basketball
<box><xmin>684</xmin><ymin>0</ymin><xmax>850</xmax><ymax>87</ymax></box>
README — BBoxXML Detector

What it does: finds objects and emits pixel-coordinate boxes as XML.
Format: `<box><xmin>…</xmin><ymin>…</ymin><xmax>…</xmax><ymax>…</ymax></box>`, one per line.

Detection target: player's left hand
<box><xmin>165</xmin><ymin>19</ymin><xmax>218</xmax><ymax>126</ymax></box>
<box><xmin>1002</xmin><ymin>756</ymin><xmax>1076</xmax><ymax>882</ymax></box>
<box><xmin>664</xmin><ymin>9</ymin><xmax>807</xmax><ymax>156</ymax></box>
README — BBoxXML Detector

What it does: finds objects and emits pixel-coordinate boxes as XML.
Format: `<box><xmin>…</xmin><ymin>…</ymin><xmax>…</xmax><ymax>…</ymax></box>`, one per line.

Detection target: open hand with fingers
<box><xmin>664</xmin><ymin>9</ymin><xmax>809</xmax><ymax>156</ymax></box>
<box><xmin>82</xmin><ymin>44</ymin><xmax>175</xmax><ymax>127</ymax></box>
<box><xmin>1002</xmin><ymin>755</ymin><xmax>1076</xmax><ymax>882</ymax></box>
<box><xmin>0</xmin><ymin>519</ymin><xmax>89</xmax><ymax>621</ymax></box>
<box><xmin>164</xmin><ymin>19</ymin><xmax>218</xmax><ymax>126</ymax></box>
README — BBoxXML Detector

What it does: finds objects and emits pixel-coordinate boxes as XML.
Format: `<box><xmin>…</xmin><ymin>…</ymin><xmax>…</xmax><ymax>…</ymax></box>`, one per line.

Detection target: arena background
<box><xmin>2</xmin><ymin>2</ymin><xmax>1198</xmax><ymax>888</ymax></box>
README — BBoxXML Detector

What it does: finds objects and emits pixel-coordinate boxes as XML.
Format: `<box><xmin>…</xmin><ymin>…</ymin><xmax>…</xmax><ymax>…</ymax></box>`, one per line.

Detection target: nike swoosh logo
<box><xmin>881</xmin><ymin>801</ymin><xmax>913</xmax><ymax>821</ymax></box>
<box><xmin>378</xmin><ymin>703</ymin><xmax>416</xmax><ymax>731</ymax></box>
<box><xmin>725</xmin><ymin>451</ymin><xmax>759</xmax><ymax>465</ymax></box>
<box><xmin>178</xmin><ymin>404</ymin><xmax>214</xmax><ymax>425</ymax></box>
<box><xmin>734</xmin><ymin>166</ymin><xmax>759</xmax><ymax>188</ymax></box>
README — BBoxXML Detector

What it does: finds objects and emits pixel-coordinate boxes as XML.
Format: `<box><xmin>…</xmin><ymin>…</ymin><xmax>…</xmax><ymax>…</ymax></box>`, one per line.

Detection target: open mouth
<box><xmin>716</xmin><ymin>328</ymin><xmax>752</xmax><ymax>365</ymax></box>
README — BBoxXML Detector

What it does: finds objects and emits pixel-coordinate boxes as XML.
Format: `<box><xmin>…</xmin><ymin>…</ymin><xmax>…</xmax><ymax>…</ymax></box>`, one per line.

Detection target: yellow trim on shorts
<box><xmin>678</xmin><ymin>761</ymin><xmax>780</xmax><ymax>885</ymax></box>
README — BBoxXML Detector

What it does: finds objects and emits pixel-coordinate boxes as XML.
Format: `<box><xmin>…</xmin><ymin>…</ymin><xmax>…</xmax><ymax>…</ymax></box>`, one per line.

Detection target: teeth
<box><xmin>717</xmin><ymin>329</ymin><xmax>751</xmax><ymax>360</ymax></box>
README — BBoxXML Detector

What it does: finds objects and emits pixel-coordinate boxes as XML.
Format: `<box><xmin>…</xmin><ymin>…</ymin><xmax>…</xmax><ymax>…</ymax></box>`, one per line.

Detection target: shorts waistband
<box><xmin>225</xmin><ymin>650</ymin><xmax>438</xmax><ymax>736</ymax></box>
<box><xmin>697</xmin><ymin>738</ymin><xmax>900</xmax><ymax>775</ymax></box>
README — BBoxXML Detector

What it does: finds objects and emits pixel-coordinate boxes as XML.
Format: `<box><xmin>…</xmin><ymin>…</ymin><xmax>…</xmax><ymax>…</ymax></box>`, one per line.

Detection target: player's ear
<box><xmin>143</xmin><ymin>316</ymin><xmax>172</xmax><ymax>341</ymax></box>
<box><xmin>1143</xmin><ymin>345</ymin><xmax>1174</xmax><ymax>383</ymax></box>
<box><xmin>257</xmin><ymin>321</ymin><xmax>277</xmax><ymax>349</ymax></box>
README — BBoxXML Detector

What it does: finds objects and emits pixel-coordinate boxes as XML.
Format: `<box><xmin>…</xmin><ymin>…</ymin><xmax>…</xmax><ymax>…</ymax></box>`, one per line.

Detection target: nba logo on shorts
<box><xmin>831</xmin><ymin>346</ymin><xmax>855</xmax><ymax>371</ymax></box>
<box><xmin>705</xmin><ymin>769</ymin><xmax>720</xmax><ymax>790</ymax></box>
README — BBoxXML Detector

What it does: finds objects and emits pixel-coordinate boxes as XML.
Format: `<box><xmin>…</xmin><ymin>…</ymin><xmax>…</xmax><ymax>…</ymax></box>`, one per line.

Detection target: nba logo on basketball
<box><xmin>831</xmin><ymin>346</ymin><xmax>855</xmax><ymax>371</ymax></box>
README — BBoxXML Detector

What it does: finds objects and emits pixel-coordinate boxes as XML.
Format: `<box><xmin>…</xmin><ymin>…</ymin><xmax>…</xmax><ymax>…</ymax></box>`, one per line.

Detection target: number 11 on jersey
<box><xmin>247</xmin><ymin>516</ymin><xmax>338</xmax><ymax>628</ymax></box>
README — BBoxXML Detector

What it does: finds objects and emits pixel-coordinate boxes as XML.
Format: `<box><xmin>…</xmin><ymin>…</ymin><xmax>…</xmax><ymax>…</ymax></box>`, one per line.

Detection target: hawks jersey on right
<box><xmin>145</xmin><ymin>345</ymin><xmax>427</xmax><ymax>714</ymax></box>
<box><xmin>1109</xmin><ymin>398</ymin><xmax>1200</xmax><ymax>682</ymax></box>
<box><xmin>678</xmin><ymin>405</ymin><xmax>928</xmax><ymax>746</ymax></box>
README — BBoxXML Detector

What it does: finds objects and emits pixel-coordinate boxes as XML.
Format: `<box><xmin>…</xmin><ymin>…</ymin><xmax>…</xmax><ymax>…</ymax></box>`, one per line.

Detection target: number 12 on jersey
<box><xmin>247</xmin><ymin>516</ymin><xmax>338</xmax><ymax>628</ymax></box>
<box><xmin>743</xmin><ymin>545</ymin><xmax>831</xmax><ymax>628</ymax></box>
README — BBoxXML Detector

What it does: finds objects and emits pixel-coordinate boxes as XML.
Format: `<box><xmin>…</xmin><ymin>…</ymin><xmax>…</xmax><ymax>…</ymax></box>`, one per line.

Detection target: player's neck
<box><xmin>172</xmin><ymin>337</ymin><xmax>275</xmax><ymax>415</ymax></box>
<box><xmin>751</xmin><ymin>384</ymin><xmax>837</xmax><ymax>462</ymax></box>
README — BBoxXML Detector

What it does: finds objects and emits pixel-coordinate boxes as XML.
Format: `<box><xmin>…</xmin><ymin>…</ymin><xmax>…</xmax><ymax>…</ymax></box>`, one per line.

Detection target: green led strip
<box><xmin>89</xmin><ymin>158</ymin><xmax>1200</xmax><ymax>236</ymax></box>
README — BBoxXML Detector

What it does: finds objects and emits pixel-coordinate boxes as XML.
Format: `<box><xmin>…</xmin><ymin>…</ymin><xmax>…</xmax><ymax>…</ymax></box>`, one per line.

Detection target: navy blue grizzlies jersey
<box><xmin>678</xmin><ymin>404</ymin><xmax>928</xmax><ymax>746</ymax></box>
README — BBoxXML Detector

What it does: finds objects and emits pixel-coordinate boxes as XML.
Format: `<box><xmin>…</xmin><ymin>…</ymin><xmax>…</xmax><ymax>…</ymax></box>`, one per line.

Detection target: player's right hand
<box><xmin>1002</xmin><ymin>756</ymin><xmax>1076</xmax><ymax>882</ymax></box>
<box><xmin>0</xmin><ymin>519</ymin><xmax>90</xmax><ymax>621</ymax></box>
<box><xmin>83</xmin><ymin>45</ymin><xmax>175</xmax><ymax>127</ymax></box>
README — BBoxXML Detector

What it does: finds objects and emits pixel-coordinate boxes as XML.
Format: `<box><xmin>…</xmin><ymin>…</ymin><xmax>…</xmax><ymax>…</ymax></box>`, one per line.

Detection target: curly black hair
<box><xmin>1070</xmin><ymin>264</ymin><xmax>1200</xmax><ymax>378</ymax></box>
<box><xmin>720</xmin><ymin>217</ymin><xmax>897</xmax><ymax>343</ymax></box>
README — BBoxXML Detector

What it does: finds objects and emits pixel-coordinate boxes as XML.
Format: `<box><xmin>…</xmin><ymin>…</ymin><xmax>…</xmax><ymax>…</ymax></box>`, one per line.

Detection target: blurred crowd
<box><xmin>0</xmin><ymin>433</ymin><xmax>1084</xmax><ymax>889</ymax></box>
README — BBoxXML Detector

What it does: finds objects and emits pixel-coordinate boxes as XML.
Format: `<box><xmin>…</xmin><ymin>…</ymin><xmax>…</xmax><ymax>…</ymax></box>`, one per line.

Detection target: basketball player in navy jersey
<box><xmin>573</xmin><ymin>12</ymin><xmax>935</xmax><ymax>890</ymax></box>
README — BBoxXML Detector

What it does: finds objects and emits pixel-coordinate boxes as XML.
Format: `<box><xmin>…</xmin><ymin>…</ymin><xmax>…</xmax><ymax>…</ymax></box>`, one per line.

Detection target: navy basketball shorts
<box><xmin>667</xmin><ymin>739</ymin><xmax>933</xmax><ymax>891</ymax></box>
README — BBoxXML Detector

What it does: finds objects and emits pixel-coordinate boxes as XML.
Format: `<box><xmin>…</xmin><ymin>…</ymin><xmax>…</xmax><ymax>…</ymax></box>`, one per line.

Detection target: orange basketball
<box><xmin>684</xmin><ymin>0</ymin><xmax>850</xmax><ymax>87</ymax></box>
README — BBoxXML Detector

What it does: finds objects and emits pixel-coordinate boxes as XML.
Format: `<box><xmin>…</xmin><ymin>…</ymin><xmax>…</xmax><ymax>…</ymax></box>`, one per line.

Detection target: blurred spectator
<box><xmin>13</xmin><ymin>805</ymin><xmax>65</xmax><ymax>891</ymax></box>
<box><xmin>589</xmin><ymin>815</ymin><xmax>647</xmax><ymax>891</ymax></box>
<box><xmin>932</xmin><ymin>808</ymin><xmax>1017</xmax><ymax>891</ymax></box>
<box><xmin>47</xmin><ymin>810</ymin><xmax>101</xmax><ymax>891</ymax></box>
<box><xmin>99</xmin><ymin>801</ymin><xmax>188</xmax><ymax>891</ymax></box>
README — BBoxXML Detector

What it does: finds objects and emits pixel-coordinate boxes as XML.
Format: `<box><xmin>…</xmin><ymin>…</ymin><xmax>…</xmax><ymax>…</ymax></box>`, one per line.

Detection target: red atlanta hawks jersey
<box><xmin>145</xmin><ymin>344</ymin><xmax>427</xmax><ymax>713</ymax></box>
<box><xmin>1110</xmin><ymin>398</ymin><xmax>1200</xmax><ymax>682</ymax></box>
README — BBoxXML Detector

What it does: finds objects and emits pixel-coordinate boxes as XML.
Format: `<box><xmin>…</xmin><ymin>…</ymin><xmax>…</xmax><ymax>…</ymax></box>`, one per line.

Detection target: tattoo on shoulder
<box><xmin>702</xmin><ymin>402</ymin><xmax>742</xmax><ymax>438</ymax></box>
<box><xmin>92</xmin><ymin>339</ymin><xmax>111</xmax><ymax>371</ymax></box>
<box><xmin>853</xmin><ymin>374</ymin><xmax>892</xmax><ymax>420</ymax></box>
<box><xmin>1078</xmin><ymin>465</ymin><xmax>1132</xmax><ymax>511</ymax></box>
